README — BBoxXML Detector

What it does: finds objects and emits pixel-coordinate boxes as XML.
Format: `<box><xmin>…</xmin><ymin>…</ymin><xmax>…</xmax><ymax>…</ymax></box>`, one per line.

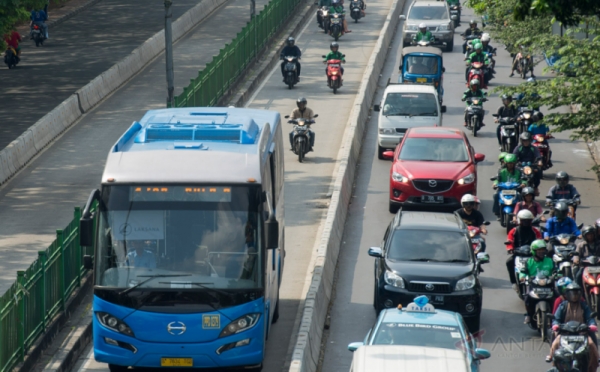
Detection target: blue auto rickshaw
<box><xmin>398</xmin><ymin>46</ymin><xmax>446</xmax><ymax>110</ymax></box>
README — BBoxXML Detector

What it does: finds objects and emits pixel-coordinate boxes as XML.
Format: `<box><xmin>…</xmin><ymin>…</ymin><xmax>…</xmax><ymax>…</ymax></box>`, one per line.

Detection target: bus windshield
<box><xmin>95</xmin><ymin>185</ymin><xmax>263</xmax><ymax>291</ymax></box>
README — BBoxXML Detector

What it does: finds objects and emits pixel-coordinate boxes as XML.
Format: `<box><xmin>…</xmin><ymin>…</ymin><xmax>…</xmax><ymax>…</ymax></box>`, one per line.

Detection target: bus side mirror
<box><xmin>80</xmin><ymin>217</ymin><xmax>95</xmax><ymax>247</ymax></box>
<box><xmin>265</xmin><ymin>219</ymin><xmax>279</xmax><ymax>249</ymax></box>
<box><xmin>83</xmin><ymin>255</ymin><xmax>93</xmax><ymax>270</ymax></box>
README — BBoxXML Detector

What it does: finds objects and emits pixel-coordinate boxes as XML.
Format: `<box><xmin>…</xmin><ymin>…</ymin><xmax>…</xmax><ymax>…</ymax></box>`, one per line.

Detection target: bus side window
<box><xmin>263</xmin><ymin>156</ymin><xmax>273</xmax><ymax>218</ymax></box>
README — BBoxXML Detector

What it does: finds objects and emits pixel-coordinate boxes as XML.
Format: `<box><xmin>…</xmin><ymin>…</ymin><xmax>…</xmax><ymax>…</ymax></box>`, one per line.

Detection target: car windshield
<box><xmin>373</xmin><ymin>322</ymin><xmax>464</xmax><ymax>350</ymax></box>
<box><xmin>405</xmin><ymin>56</ymin><xmax>439</xmax><ymax>75</ymax></box>
<box><xmin>409</xmin><ymin>5</ymin><xmax>448</xmax><ymax>20</ymax></box>
<box><xmin>387</xmin><ymin>230</ymin><xmax>471</xmax><ymax>262</ymax></box>
<box><xmin>382</xmin><ymin>93</ymin><xmax>438</xmax><ymax>117</ymax></box>
<box><xmin>399</xmin><ymin>137</ymin><xmax>468</xmax><ymax>162</ymax></box>
<box><xmin>95</xmin><ymin>185</ymin><xmax>262</xmax><ymax>290</ymax></box>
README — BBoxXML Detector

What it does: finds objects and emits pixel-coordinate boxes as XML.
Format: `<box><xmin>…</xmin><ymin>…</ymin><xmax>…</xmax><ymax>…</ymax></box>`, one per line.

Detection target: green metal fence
<box><xmin>171</xmin><ymin>0</ymin><xmax>302</xmax><ymax>107</ymax></box>
<box><xmin>0</xmin><ymin>206</ymin><xmax>95</xmax><ymax>372</ymax></box>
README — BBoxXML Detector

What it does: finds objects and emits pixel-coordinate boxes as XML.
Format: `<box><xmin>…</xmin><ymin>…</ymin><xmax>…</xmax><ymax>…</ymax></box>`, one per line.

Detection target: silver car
<box><xmin>400</xmin><ymin>0</ymin><xmax>456</xmax><ymax>52</ymax></box>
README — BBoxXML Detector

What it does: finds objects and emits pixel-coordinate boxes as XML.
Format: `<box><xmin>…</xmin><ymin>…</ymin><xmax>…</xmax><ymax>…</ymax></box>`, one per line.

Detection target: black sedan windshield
<box><xmin>387</xmin><ymin>230</ymin><xmax>470</xmax><ymax>262</ymax></box>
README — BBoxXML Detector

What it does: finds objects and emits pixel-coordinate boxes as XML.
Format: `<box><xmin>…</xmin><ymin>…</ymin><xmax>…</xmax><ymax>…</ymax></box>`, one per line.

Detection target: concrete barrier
<box><xmin>287</xmin><ymin>0</ymin><xmax>405</xmax><ymax>370</ymax></box>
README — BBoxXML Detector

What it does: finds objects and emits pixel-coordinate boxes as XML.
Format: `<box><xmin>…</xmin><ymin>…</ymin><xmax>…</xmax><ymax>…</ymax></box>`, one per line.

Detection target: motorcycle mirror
<box><xmin>492</xmin><ymin>114</ymin><xmax>498</xmax><ymax>117</ymax></box>
<box><xmin>578</xmin><ymin>223</ymin><xmax>584</xmax><ymax>229</ymax></box>
<box><xmin>442</xmin><ymin>67</ymin><xmax>445</xmax><ymax>73</ymax></box>
<box><xmin>490</xmin><ymin>176</ymin><xmax>497</xmax><ymax>181</ymax></box>
<box><xmin>342</xmin><ymin>54</ymin><xmax>346</xmax><ymax>57</ymax></box>
<box><xmin>543</xmin><ymin>210</ymin><xmax>550</xmax><ymax>215</ymax></box>
<box><xmin>313</xmin><ymin>114</ymin><xmax>319</xmax><ymax>118</ymax></box>
<box><xmin>504</xmin><ymin>241</ymin><xmax>511</xmax><ymax>245</ymax></box>
<box><xmin>591</xmin><ymin>312</ymin><xmax>598</xmax><ymax>319</ymax></box>
<box><xmin>284</xmin><ymin>115</ymin><xmax>290</xmax><ymax>118</ymax></box>
<box><xmin>483</xmin><ymin>221</ymin><xmax>491</xmax><ymax>226</ymax></box>
<box><xmin>321</xmin><ymin>55</ymin><xmax>326</xmax><ymax>58</ymax></box>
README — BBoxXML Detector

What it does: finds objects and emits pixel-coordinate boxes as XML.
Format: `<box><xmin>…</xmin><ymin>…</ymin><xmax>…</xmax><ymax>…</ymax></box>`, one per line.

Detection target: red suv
<box><xmin>383</xmin><ymin>127</ymin><xmax>485</xmax><ymax>213</ymax></box>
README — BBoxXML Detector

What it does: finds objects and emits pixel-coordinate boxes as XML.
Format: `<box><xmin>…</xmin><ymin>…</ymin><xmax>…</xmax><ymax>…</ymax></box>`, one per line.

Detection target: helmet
<box><xmin>556</xmin><ymin>277</ymin><xmax>573</xmax><ymax>295</ymax></box>
<box><xmin>330</xmin><ymin>42</ymin><xmax>339</xmax><ymax>51</ymax></box>
<box><xmin>521</xmin><ymin>187</ymin><xmax>535</xmax><ymax>197</ymax></box>
<box><xmin>520</xmin><ymin>131</ymin><xmax>532</xmax><ymax>141</ymax></box>
<box><xmin>564</xmin><ymin>283</ymin><xmax>582</xmax><ymax>302</ymax></box>
<box><xmin>498</xmin><ymin>152</ymin><xmax>508</xmax><ymax>162</ymax></box>
<box><xmin>504</xmin><ymin>153</ymin><xmax>517</xmax><ymax>164</ymax></box>
<box><xmin>501</xmin><ymin>94</ymin><xmax>512</xmax><ymax>102</ymax></box>
<box><xmin>469</xmin><ymin>79</ymin><xmax>480</xmax><ymax>87</ymax></box>
<box><xmin>555</xmin><ymin>171</ymin><xmax>569</xmax><ymax>185</ymax></box>
<box><xmin>481</xmin><ymin>33</ymin><xmax>490</xmax><ymax>42</ymax></box>
<box><xmin>296</xmin><ymin>97</ymin><xmax>307</xmax><ymax>108</ymax></box>
<box><xmin>461</xmin><ymin>194</ymin><xmax>476</xmax><ymax>207</ymax></box>
<box><xmin>554</xmin><ymin>201</ymin><xmax>569</xmax><ymax>221</ymax></box>
<box><xmin>530</xmin><ymin>239</ymin><xmax>547</xmax><ymax>255</ymax></box>
<box><xmin>582</xmin><ymin>225</ymin><xmax>596</xmax><ymax>240</ymax></box>
<box><xmin>469</xmin><ymin>19</ymin><xmax>477</xmax><ymax>26</ymax></box>
<box><xmin>287</xmin><ymin>37</ymin><xmax>295</xmax><ymax>47</ymax></box>
<box><xmin>474</xmin><ymin>43</ymin><xmax>483</xmax><ymax>51</ymax></box>
<box><xmin>419</xmin><ymin>22</ymin><xmax>427</xmax><ymax>29</ymax></box>
<box><xmin>332</xmin><ymin>0</ymin><xmax>340</xmax><ymax>4</ymax></box>
<box><xmin>526</xmin><ymin>77</ymin><xmax>537</xmax><ymax>84</ymax></box>
<box><xmin>533</xmin><ymin>111</ymin><xmax>544</xmax><ymax>122</ymax></box>
<box><xmin>517</xmin><ymin>209</ymin><xmax>534</xmax><ymax>221</ymax></box>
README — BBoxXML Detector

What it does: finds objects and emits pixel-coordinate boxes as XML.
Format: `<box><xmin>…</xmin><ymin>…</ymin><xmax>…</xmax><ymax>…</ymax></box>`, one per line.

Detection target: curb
<box><xmin>286</xmin><ymin>0</ymin><xmax>405</xmax><ymax>370</ymax></box>
<box><xmin>0</xmin><ymin>0</ymin><xmax>228</xmax><ymax>187</ymax></box>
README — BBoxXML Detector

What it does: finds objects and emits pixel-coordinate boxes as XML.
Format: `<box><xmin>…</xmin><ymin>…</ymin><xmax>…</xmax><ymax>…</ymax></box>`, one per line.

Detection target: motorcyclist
<box><xmin>329</xmin><ymin>0</ymin><xmax>351</xmax><ymax>33</ymax></box>
<box><xmin>544</xmin><ymin>201</ymin><xmax>582</xmax><ymax>255</ymax></box>
<box><xmin>280</xmin><ymin>37</ymin><xmax>302</xmax><ymax>82</ymax></box>
<box><xmin>317</xmin><ymin>0</ymin><xmax>332</xmax><ymax>28</ymax></box>
<box><xmin>465</xmin><ymin>43</ymin><xmax>490</xmax><ymax>82</ymax></box>
<box><xmin>455</xmin><ymin>194</ymin><xmax>488</xmax><ymax>234</ymax></box>
<box><xmin>288</xmin><ymin>97</ymin><xmax>316</xmax><ymax>151</ymax></box>
<box><xmin>461</xmin><ymin>79</ymin><xmax>486</xmax><ymax>127</ymax></box>
<box><xmin>495</xmin><ymin>94</ymin><xmax>518</xmax><ymax>149</ymax></box>
<box><xmin>550</xmin><ymin>283</ymin><xmax>599</xmax><ymax>370</ymax></box>
<box><xmin>528</xmin><ymin>111</ymin><xmax>553</xmax><ymax>167</ymax></box>
<box><xmin>414</xmin><ymin>23</ymin><xmax>433</xmax><ymax>42</ymax></box>
<box><xmin>462</xmin><ymin>20</ymin><xmax>482</xmax><ymax>54</ymax></box>
<box><xmin>480</xmin><ymin>33</ymin><xmax>496</xmax><ymax>73</ymax></box>
<box><xmin>573</xmin><ymin>226</ymin><xmax>600</xmax><ymax>287</ymax></box>
<box><xmin>520</xmin><ymin>239</ymin><xmax>555</xmax><ymax>324</ymax></box>
<box><xmin>3</xmin><ymin>29</ymin><xmax>22</xmax><ymax>62</ymax></box>
<box><xmin>553</xmin><ymin>277</ymin><xmax>573</xmax><ymax>314</ymax></box>
<box><xmin>546</xmin><ymin>171</ymin><xmax>580</xmax><ymax>207</ymax></box>
<box><xmin>510</xmin><ymin>45</ymin><xmax>535</xmax><ymax>78</ymax></box>
<box><xmin>324</xmin><ymin>42</ymin><xmax>345</xmax><ymax>78</ymax></box>
<box><xmin>513</xmin><ymin>187</ymin><xmax>544</xmax><ymax>222</ymax></box>
<box><xmin>506</xmin><ymin>210</ymin><xmax>543</xmax><ymax>289</ymax></box>
<box><xmin>29</xmin><ymin>5</ymin><xmax>49</xmax><ymax>40</ymax></box>
<box><xmin>492</xmin><ymin>154</ymin><xmax>526</xmax><ymax>218</ymax></box>
<box><xmin>513</xmin><ymin>131</ymin><xmax>543</xmax><ymax>194</ymax></box>
<box><xmin>498</xmin><ymin>152</ymin><xmax>508</xmax><ymax>169</ymax></box>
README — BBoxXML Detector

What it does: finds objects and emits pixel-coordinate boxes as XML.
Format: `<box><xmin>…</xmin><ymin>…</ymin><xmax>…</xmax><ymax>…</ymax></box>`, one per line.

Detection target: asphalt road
<box><xmin>0</xmin><ymin>0</ymin><xmax>214</xmax><ymax>150</ymax></box>
<box><xmin>320</xmin><ymin>6</ymin><xmax>600</xmax><ymax>372</ymax></box>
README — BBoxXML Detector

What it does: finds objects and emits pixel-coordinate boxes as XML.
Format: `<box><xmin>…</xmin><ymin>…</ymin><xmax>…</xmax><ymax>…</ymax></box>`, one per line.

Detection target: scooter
<box><xmin>4</xmin><ymin>47</ymin><xmax>19</xmax><ymax>69</ymax></box>
<box><xmin>516</xmin><ymin>106</ymin><xmax>534</xmax><ymax>135</ymax></box>
<box><xmin>285</xmin><ymin>114</ymin><xmax>318</xmax><ymax>163</ymax></box>
<box><xmin>493</xmin><ymin>114</ymin><xmax>518</xmax><ymax>153</ymax></box>
<box><xmin>449</xmin><ymin>3</ymin><xmax>461</xmax><ymax>27</ymax></box>
<box><xmin>509</xmin><ymin>244</ymin><xmax>532</xmax><ymax>299</ymax></box>
<box><xmin>553</xmin><ymin>320</ymin><xmax>593</xmax><ymax>371</ymax></box>
<box><xmin>323</xmin><ymin>56</ymin><xmax>344</xmax><ymax>94</ymax></box>
<box><xmin>30</xmin><ymin>23</ymin><xmax>45</xmax><ymax>47</ymax></box>
<box><xmin>550</xmin><ymin>233</ymin><xmax>578</xmax><ymax>279</ymax></box>
<box><xmin>318</xmin><ymin>6</ymin><xmax>330</xmax><ymax>32</ymax></box>
<box><xmin>524</xmin><ymin>272</ymin><xmax>556</xmax><ymax>343</ymax></box>
<box><xmin>329</xmin><ymin>12</ymin><xmax>345</xmax><ymax>41</ymax></box>
<box><xmin>517</xmin><ymin>160</ymin><xmax>542</xmax><ymax>189</ymax></box>
<box><xmin>581</xmin><ymin>256</ymin><xmax>600</xmax><ymax>318</ymax></box>
<box><xmin>532</xmin><ymin>133</ymin><xmax>553</xmax><ymax>170</ymax></box>
<box><xmin>491</xmin><ymin>179</ymin><xmax>522</xmax><ymax>232</ymax></box>
<box><xmin>466</xmin><ymin>61</ymin><xmax>487</xmax><ymax>88</ymax></box>
<box><xmin>281</xmin><ymin>56</ymin><xmax>299</xmax><ymax>89</ymax></box>
<box><xmin>546</xmin><ymin>196</ymin><xmax>580</xmax><ymax>222</ymax></box>
<box><xmin>465</xmin><ymin>97</ymin><xmax>486</xmax><ymax>137</ymax></box>
<box><xmin>349</xmin><ymin>0</ymin><xmax>364</xmax><ymax>22</ymax></box>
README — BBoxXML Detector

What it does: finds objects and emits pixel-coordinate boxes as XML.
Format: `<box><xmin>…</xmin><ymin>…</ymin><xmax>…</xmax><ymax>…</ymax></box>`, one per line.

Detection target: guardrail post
<box><xmin>74</xmin><ymin>207</ymin><xmax>82</xmax><ymax>284</ymax></box>
<box><xmin>57</xmin><ymin>229</ymin><xmax>66</xmax><ymax>311</ymax></box>
<box><xmin>17</xmin><ymin>271</ymin><xmax>26</xmax><ymax>362</ymax></box>
<box><xmin>38</xmin><ymin>251</ymin><xmax>47</xmax><ymax>332</ymax></box>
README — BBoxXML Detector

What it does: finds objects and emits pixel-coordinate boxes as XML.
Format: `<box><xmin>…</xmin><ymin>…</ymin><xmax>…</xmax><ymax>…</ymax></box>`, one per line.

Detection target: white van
<box><xmin>349</xmin><ymin>345</ymin><xmax>469</xmax><ymax>372</ymax></box>
<box><xmin>374</xmin><ymin>84</ymin><xmax>443</xmax><ymax>159</ymax></box>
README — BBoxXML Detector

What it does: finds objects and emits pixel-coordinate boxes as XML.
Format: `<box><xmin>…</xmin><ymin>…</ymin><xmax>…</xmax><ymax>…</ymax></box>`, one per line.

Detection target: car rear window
<box><xmin>408</xmin><ymin>5</ymin><xmax>448</xmax><ymax>20</ymax></box>
<box><xmin>382</xmin><ymin>93</ymin><xmax>438</xmax><ymax>117</ymax></box>
<box><xmin>387</xmin><ymin>230</ymin><xmax>470</xmax><ymax>262</ymax></box>
<box><xmin>373</xmin><ymin>322</ymin><xmax>463</xmax><ymax>350</ymax></box>
<box><xmin>399</xmin><ymin>137</ymin><xmax>468</xmax><ymax>162</ymax></box>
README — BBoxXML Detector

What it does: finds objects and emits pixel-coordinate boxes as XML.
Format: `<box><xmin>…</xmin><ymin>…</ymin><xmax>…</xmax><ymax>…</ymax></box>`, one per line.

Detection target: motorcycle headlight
<box><xmin>219</xmin><ymin>313</ymin><xmax>260</xmax><ymax>338</ymax></box>
<box><xmin>458</xmin><ymin>173</ymin><xmax>475</xmax><ymax>185</ymax></box>
<box><xmin>523</xmin><ymin>113</ymin><xmax>531</xmax><ymax>119</ymax></box>
<box><xmin>468</xmin><ymin>229</ymin><xmax>477</xmax><ymax>238</ymax></box>
<box><xmin>504</xmin><ymin>198</ymin><xmax>514</xmax><ymax>206</ymax></box>
<box><xmin>472</xmin><ymin>99</ymin><xmax>480</xmax><ymax>105</ymax></box>
<box><xmin>455</xmin><ymin>275</ymin><xmax>476</xmax><ymax>291</ymax></box>
<box><xmin>523</xmin><ymin>166</ymin><xmax>532</xmax><ymax>175</ymax></box>
<box><xmin>407</xmin><ymin>24</ymin><xmax>418</xmax><ymax>31</ymax></box>
<box><xmin>96</xmin><ymin>312</ymin><xmax>135</xmax><ymax>337</ymax></box>
<box><xmin>379</xmin><ymin>128</ymin><xmax>395</xmax><ymax>134</ymax></box>
<box><xmin>392</xmin><ymin>172</ymin><xmax>409</xmax><ymax>183</ymax></box>
<box><xmin>384</xmin><ymin>271</ymin><xmax>405</xmax><ymax>288</ymax></box>
<box><xmin>559</xmin><ymin>237</ymin><xmax>570</xmax><ymax>245</ymax></box>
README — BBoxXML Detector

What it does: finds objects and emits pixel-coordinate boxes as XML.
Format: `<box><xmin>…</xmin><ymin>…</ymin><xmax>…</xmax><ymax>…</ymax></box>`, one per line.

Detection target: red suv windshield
<box><xmin>399</xmin><ymin>137</ymin><xmax>468</xmax><ymax>162</ymax></box>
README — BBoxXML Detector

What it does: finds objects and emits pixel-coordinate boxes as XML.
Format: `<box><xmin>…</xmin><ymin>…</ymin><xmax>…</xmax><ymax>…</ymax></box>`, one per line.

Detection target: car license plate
<box><xmin>425</xmin><ymin>295</ymin><xmax>444</xmax><ymax>304</ymax></box>
<box><xmin>421</xmin><ymin>195</ymin><xmax>444</xmax><ymax>203</ymax></box>
<box><xmin>416</xmin><ymin>77</ymin><xmax>427</xmax><ymax>83</ymax></box>
<box><xmin>161</xmin><ymin>358</ymin><xmax>193</xmax><ymax>367</ymax></box>
<box><xmin>503</xmin><ymin>190</ymin><xmax>517</xmax><ymax>195</ymax></box>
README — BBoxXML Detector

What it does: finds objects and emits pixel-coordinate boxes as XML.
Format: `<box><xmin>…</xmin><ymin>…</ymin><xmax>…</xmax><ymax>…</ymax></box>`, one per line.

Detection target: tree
<box><xmin>514</xmin><ymin>0</ymin><xmax>600</xmax><ymax>27</ymax></box>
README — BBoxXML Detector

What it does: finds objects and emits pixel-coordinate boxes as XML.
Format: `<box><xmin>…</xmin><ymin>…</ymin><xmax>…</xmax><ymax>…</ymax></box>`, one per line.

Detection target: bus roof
<box><xmin>101</xmin><ymin>108</ymin><xmax>281</xmax><ymax>185</ymax></box>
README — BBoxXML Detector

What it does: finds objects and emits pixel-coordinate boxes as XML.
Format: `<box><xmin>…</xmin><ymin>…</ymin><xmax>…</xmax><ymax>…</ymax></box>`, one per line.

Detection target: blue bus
<box><xmin>79</xmin><ymin>108</ymin><xmax>285</xmax><ymax>371</ymax></box>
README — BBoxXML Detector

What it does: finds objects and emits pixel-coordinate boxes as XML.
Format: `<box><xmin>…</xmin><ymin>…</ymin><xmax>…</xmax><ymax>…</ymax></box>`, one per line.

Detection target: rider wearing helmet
<box><xmin>465</xmin><ymin>42</ymin><xmax>490</xmax><ymax>82</ymax></box>
<box><xmin>455</xmin><ymin>194</ymin><xmax>488</xmax><ymax>234</ymax></box>
<box><xmin>551</xmin><ymin>283</ymin><xmax>599</xmax><ymax>366</ymax></box>
<box><xmin>461</xmin><ymin>79</ymin><xmax>487</xmax><ymax>127</ymax></box>
<box><xmin>513</xmin><ymin>187</ymin><xmax>543</xmax><ymax>222</ymax></box>
<box><xmin>546</xmin><ymin>171</ymin><xmax>580</xmax><ymax>207</ymax></box>
<box><xmin>527</xmin><ymin>111</ymin><xmax>553</xmax><ymax>167</ymax></box>
<box><xmin>513</xmin><ymin>131</ymin><xmax>543</xmax><ymax>192</ymax></box>
<box><xmin>480</xmin><ymin>33</ymin><xmax>496</xmax><ymax>73</ymax></box>
<box><xmin>329</xmin><ymin>0</ymin><xmax>351</xmax><ymax>33</ymax></box>
<box><xmin>414</xmin><ymin>23</ymin><xmax>433</xmax><ymax>42</ymax></box>
<box><xmin>462</xmin><ymin>20</ymin><xmax>482</xmax><ymax>54</ymax></box>
<box><xmin>573</xmin><ymin>226</ymin><xmax>600</xmax><ymax>287</ymax></box>
<box><xmin>324</xmin><ymin>42</ymin><xmax>346</xmax><ymax>76</ymax></box>
<box><xmin>544</xmin><ymin>202</ymin><xmax>582</xmax><ymax>250</ymax></box>
<box><xmin>289</xmin><ymin>97</ymin><xmax>316</xmax><ymax>151</ymax></box>
<box><xmin>510</xmin><ymin>45</ymin><xmax>535</xmax><ymax>78</ymax></box>
<box><xmin>506</xmin><ymin>210</ymin><xmax>542</xmax><ymax>288</ymax></box>
<box><xmin>492</xmin><ymin>153</ymin><xmax>526</xmax><ymax>217</ymax></box>
<box><xmin>495</xmin><ymin>94</ymin><xmax>518</xmax><ymax>148</ymax></box>
<box><xmin>520</xmin><ymin>240</ymin><xmax>555</xmax><ymax>324</ymax></box>
<box><xmin>498</xmin><ymin>152</ymin><xmax>508</xmax><ymax>169</ymax></box>
<box><xmin>280</xmin><ymin>37</ymin><xmax>302</xmax><ymax>82</ymax></box>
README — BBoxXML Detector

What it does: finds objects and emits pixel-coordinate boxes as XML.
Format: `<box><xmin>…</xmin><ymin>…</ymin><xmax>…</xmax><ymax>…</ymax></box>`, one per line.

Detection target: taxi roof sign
<box><xmin>404</xmin><ymin>295</ymin><xmax>436</xmax><ymax>313</ymax></box>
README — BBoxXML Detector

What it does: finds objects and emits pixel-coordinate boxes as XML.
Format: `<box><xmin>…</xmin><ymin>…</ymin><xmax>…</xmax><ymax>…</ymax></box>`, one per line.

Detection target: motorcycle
<box><xmin>350</xmin><ymin>0</ymin><xmax>364</xmax><ymax>22</ymax></box>
<box><xmin>323</xmin><ymin>56</ymin><xmax>344</xmax><ymax>94</ymax></box>
<box><xmin>581</xmin><ymin>256</ymin><xmax>600</xmax><ymax>318</ymax></box>
<box><xmin>515</xmin><ymin>51</ymin><xmax>532</xmax><ymax>79</ymax></box>
<box><xmin>4</xmin><ymin>47</ymin><xmax>18</xmax><ymax>69</ymax></box>
<box><xmin>449</xmin><ymin>4</ymin><xmax>461</xmax><ymax>27</ymax></box>
<box><xmin>491</xmin><ymin>180</ymin><xmax>522</xmax><ymax>231</ymax></box>
<box><xmin>468</xmin><ymin>221</ymin><xmax>490</xmax><ymax>254</ymax></box>
<box><xmin>30</xmin><ymin>23</ymin><xmax>45</xmax><ymax>47</ymax></box>
<box><xmin>509</xmin><ymin>244</ymin><xmax>532</xmax><ymax>299</ymax></box>
<box><xmin>550</xmin><ymin>233</ymin><xmax>578</xmax><ymax>279</ymax></box>
<box><xmin>546</xmin><ymin>196</ymin><xmax>580</xmax><ymax>222</ymax></box>
<box><xmin>466</xmin><ymin>61</ymin><xmax>487</xmax><ymax>88</ymax></box>
<box><xmin>461</xmin><ymin>33</ymin><xmax>480</xmax><ymax>56</ymax></box>
<box><xmin>554</xmin><ymin>321</ymin><xmax>593</xmax><ymax>371</ymax></box>
<box><xmin>516</xmin><ymin>107</ymin><xmax>534</xmax><ymax>136</ymax></box>
<box><xmin>532</xmin><ymin>133</ymin><xmax>553</xmax><ymax>170</ymax></box>
<box><xmin>329</xmin><ymin>12</ymin><xmax>345</xmax><ymax>41</ymax></box>
<box><xmin>517</xmin><ymin>160</ymin><xmax>542</xmax><ymax>188</ymax></box>
<box><xmin>493</xmin><ymin>114</ymin><xmax>518</xmax><ymax>153</ymax></box>
<box><xmin>318</xmin><ymin>6</ymin><xmax>330</xmax><ymax>32</ymax></box>
<box><xmin>524</xmin><ymin>273</ymin><xmax>556</xmax><ymax>343</ymax></box>
<box><xmin>464</xmin><ymin>97</ymin><xmax>486</xmax><ymax>137</ymax></box>
<box><xmin>281</xmin><ymin>56</ymin><xmax>299</xmax><ymax>89</ymax></box>
<box><xmin>285</xmin><ymin>114</ymin><xmax>318</xmax><ymax>163</ymax></box>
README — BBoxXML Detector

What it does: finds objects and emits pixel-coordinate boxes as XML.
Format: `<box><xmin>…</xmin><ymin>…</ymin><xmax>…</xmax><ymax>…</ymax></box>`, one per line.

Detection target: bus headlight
<box><xmin>96</xmin><ymin>312</ymin><xmax>135</xmax><ymax>337</ymax></box>
<box><xmin>219</xmin><ymin>313</ymin><xmax>260</xmax><ymax>338</ymax></box>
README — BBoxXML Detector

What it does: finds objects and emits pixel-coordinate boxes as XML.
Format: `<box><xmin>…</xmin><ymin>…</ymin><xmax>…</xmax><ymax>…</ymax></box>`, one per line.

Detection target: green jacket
<box><xmin>494</xmin><ymin>168</ymin><xmax>523</xmax><ymax>185</ymax></box>
<box><xmin>466</xmin><ymin>51</ymin><xmax>489</xmax><ymax>65</ymax></box>
<box><xmin>461</xmin><ymin>89</ymin><xmax>486</xmax><ymax>105</ymax></box>
<box><xmin>519</xmin><ymin>257</ymin><xmax>554</xmax><ymax>280</ymax></box>
<box><xmin>324</xmin><ymin>51</ymin><xmax>345</xmax><ymax>62</ymax></box>
<box><xmin>329</xmin><ymin>5</ymin><xmax>344</xmax><ymax>13</ymax></box>
<box><xmin>415</xmin><ymin>31</ymin><xmax>433</xmax><ymax>42</ymax></box>
<box><xmin>318</xmin><ymin>0</ymin><xmax>332</xmax><ymax>7</ymax></box>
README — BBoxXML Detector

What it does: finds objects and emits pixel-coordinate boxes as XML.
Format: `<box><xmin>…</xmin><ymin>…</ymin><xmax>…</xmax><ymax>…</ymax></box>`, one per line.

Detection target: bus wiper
<box><xmin>189</xmin><ymin>282</ymin><xmax>238</xmax><ymax>301</ymax></box>
<box><xmin>119</xmin><ymin>274</ymin><xmax>191</xmax><ymax>296</ymax></box>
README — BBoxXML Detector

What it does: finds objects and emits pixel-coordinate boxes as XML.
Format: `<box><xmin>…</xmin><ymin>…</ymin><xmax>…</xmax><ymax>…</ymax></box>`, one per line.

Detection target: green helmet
<box><xmin>474</xmin><ymin>43</ymin><xmax>483</xmax><ymax>51</ymax></box>
<box><xmin>530</xmin><ymin>239</ymin><xmax>547</xmax><ymax>254</ymax></box>
<box><xmin>504</xmin><ymin>153</ymin><xmax>517</xmax><ymax>164</ymax></box>
<box><xmin>498</xmin><ymin>152</ymin><xmax>508</xmax><ymax>161</ymax></box>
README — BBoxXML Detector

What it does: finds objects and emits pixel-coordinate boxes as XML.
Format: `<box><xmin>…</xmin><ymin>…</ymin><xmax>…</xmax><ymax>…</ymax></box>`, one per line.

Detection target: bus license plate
<box><xmin>416</xmin><ymin>77</ymin><xmax>427</xmax><ymax>83</ymax></box>
<box><xmin>421</xmin><ymin>195</ymin><xmax>443</xmax><ymax>203</ymax></box>
<box><xmin>161</xmin><ymin>358</ymin><xmax>193</xmax><ymax>367</ymax></box>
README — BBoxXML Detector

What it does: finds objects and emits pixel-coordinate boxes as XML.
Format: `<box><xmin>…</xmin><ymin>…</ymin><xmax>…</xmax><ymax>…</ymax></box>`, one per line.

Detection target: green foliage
<box><xmin>0</xmin><ymin>0</ymin><xmax>48</xmax><ymax>48</ymax></box>
<box><xmin>513</xmin><ymin>0</ymin><xmax>600</xmax><ymax>27</ymax></box>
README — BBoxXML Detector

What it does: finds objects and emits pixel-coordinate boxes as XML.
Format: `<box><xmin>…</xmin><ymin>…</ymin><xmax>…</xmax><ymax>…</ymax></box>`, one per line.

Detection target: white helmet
<box><xmin>461</xmin><ymin>194</ymin><xmax>476</xmax><ymax>205</ymax></box>
<box><xmin>419</xmin><ymin>23</ymin><xmax>427</xmax><ymax>29</ymax></box>
<box><xmin>481</xmin><ymin>33</ymin><xmax>490</xmax><ymax>42</ymax></box>
<box><xmin>517</xmin><ymin>209</ymin><xmax>534</xmax><ymax>222</ymax></box>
